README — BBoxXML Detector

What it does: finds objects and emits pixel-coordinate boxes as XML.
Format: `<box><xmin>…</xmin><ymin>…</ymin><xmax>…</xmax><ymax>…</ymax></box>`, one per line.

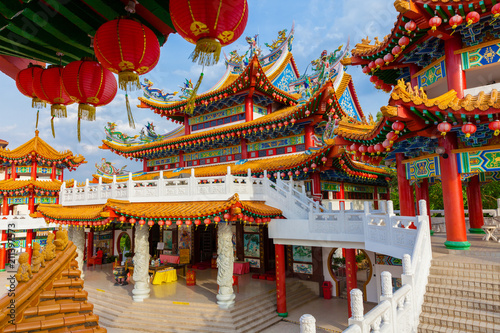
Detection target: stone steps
<box><xmin>426</xmin><ymin>282</ymin><xmax>500</xmax><ymax>302</ymax></box>
<box><xmin>422</xmin><ymin>302</ymin><xmax>500</xmax><ymax>325</ymax></box>
<box><xmin>419</xmin><ymin>312</ymin><xmax>495</xmax><ymax>332</ymax></box>
<box><xmin>424</xmin><ymin>292</ymin><xmax>500</xmax><ymax>313</ymax></box>
<box><xmin>429</xmin><ymin>265</ymin><xmax>500</xmax><ymax>280</ymax></box>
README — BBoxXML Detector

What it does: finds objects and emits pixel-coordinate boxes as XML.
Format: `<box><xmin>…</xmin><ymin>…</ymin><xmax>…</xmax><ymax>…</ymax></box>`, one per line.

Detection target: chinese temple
<box><xmin>337</xmin><ymin>0</ymin><xmax>500</xmax><ymax>251</ymax></box>
<box><xmin>34</xmin><ymin>28</ymin><xmax>392</xmax><ymax>313</ymax></box>
<box><xmin>0</xmin><ymin>131</ymin><xmax>85</xmax><ymax>269</ymax></box>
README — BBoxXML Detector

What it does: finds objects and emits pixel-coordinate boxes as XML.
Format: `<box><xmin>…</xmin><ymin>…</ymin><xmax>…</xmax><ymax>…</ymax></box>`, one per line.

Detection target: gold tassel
<box><xmin>51</xmin><ymin>104</ymin><xmax>67</xmax><ymax>118</ymax></box>
<box><xmin>77</xmin><ymin>116</ymin><xmax>81</xmax><ymax>142</ymax></box>
<box><xmin>118</xmin><ymin>71</ymin><xmax>141</xmax><ymax>91</ymax></box>
<box><xmin>190</xmin><ymin>38</ymin><xmax>221</xmax><ymax>66</ymax></box>
<box><xmin>125</xmin><ymin>93</ymin><xmax>135</xmax><ymax>128</ymax></box>
<box><xmin>32</xmin><ymin>97</ymin><xmax>46</xmax><ymax>109</ymax></box>
<box><xmin>35</xmin><ymin>110</ymin><xmax>39</xmax><ymax>129</ymax></box>
<box><xmin>78</xmin><ymin>104</ymin><xmax>96</xmax><ymax>121</ymax></box>
<box><xmin>186</xmin><ymin>73</ymin><xmax>204</xmax><ymax>115</ymax></box>
<box><xmin>51</xmin><ymin>116</ymin><xmax>55</xmax><ymax>138</ymax></box>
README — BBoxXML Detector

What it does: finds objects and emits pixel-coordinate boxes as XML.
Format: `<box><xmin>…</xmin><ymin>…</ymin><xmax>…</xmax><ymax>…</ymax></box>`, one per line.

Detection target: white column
<box><xmin>132</xmin><ymin>224</ymin><xmax>150</xmax><ymax>302</ymax></box>
<box><xmin>300</xmin><ymin>314</ymin><xmax>316</xmax><ymax>333</ymax></box>
<box><xmin>216</xmin><ymin>222</ymin><xmax>235</xmax><ymax>309</ymax></box>
<box><xmin>73</xmin><ymin>226</ymin><xmax>85</xmax><ymax>279</ymax></box>
<box><xmin>67</xmin><ymin>225</ymin><xmax>74</xmax><ymax>243</ymax></box>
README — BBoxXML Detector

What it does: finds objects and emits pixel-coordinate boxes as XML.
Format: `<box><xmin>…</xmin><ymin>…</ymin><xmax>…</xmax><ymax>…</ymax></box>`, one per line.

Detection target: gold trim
<box><xmin>454</xmin><ymin>39</ymin><xmax>500</xmax><ymax>55</ymax></box>
<box><xmin>411</xmin><ymin>56</ymin><xmax>445</xmax><ymax>79</ymax></box>
<box><xmin>335</xmin><ymin>73</ymin><xmax>352</xmax><ymax>100</ymax></box>
<box><xmin>451</xmin><ymin>144</ymin><xmax>500</xmax><ymax>154</ymax></box>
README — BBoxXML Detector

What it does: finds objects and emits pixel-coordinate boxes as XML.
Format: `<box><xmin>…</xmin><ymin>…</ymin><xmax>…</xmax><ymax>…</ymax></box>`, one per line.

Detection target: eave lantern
<box><xmin>16</xmin><ymin>64</ymin><xmax>45</xmax><ymax>109</ymax></box>
<box><xmin>93</xmin><ymin>17</ymin><xmax>160</xmax><ymax>127</ymax></box>
<box><xmin>62</xmin><ymin>58</ymin><xmax>118</xmax><ymax>141</ymax></box>
<box><xmin>488</xmin><ymin>119</ymin><xmax>500</xmax><ymax>136</ymax></box>
<box><xmin>169</xmin><ymin>0</ymin><xmax>249</xmax><ymax>66</ymax></box>
<box><xmin>461</xmin><ymin>122</ymin><xmax>477</xmax><ymax>138</ymax></box>
<box><xmin>32</xmin><ymin>65</ymin><xmax>74</xmax><ymax>137</ymax></box>
<box><xmin>437</xmin><ymin>121</ymin><xmax>452</xmax><ymax>136</ymax></box>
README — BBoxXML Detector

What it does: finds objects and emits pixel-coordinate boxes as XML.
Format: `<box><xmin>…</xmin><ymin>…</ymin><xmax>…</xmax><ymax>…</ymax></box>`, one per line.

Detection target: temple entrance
<box><xmin>117</xmin><ymin>232</ymin><xmax>131</xmax><ymax>262</ymax></box>
<box><xmin>327</xmin><ymin>248</ymin><xmax>372</xmax><ymax>300</ymax></box>
<box><xmin>148</xmin><ymin>224</ymin><xmax>160</xmax><ymax>257</ymax></box>
<box><xmin>193</xmin><ymin>224</ymin><xmax>216</xmax><ymax>264</ymax></box>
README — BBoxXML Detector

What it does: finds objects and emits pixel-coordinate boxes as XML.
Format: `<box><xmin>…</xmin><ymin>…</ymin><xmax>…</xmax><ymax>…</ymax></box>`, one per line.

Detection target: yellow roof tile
<box><xmin>0</xmin><ymin>179</ymin><xmax>65</xmax><ymax>192</ymax></box>
<box><xmin>37</xmin><ymin>204</ymin><xmax>106</xmax><ymax>220</ymax></box>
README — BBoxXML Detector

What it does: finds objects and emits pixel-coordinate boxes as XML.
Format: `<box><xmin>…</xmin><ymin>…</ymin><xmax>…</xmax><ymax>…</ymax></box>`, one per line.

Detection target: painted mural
<box><xmin>178</xmin><ymin>225</ymin><xmax>191</xmax><ymax>250</ymax></box>
<box><xmin>243</xmin><ymin>233</ymin><xmax>260</xmax><ymax>257</ymax></box>
<box><xmin>292</xmin><ymin>245</ymin><xmax>312</xmax><ymax>262</ymax></box>
<box><xmin>293</xmin><ymin>263</ymin><xmax>313</xmax><ymax>275</ymax></box>
<box><xmin>245</xmin><ymin>258</ymin><xmax>261</xmax><ymax>268</ymax></box>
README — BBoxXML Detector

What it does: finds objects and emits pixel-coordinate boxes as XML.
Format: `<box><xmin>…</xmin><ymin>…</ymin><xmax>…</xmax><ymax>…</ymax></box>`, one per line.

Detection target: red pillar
<box><xmin>26</xmin><ymin>229</ymin><xmax>33</xmax><ymax>264</ymax></box>
<box><xmin>50</xmin><ymin>165</ymin><xmax>56</xmax><ymax>181</ymax></box>
<box><xmin>267</xmin><ymin>104</ymin><xmax>272</xmax><ymax>114</ymax></box>
<box><xmin>2</xmin><ymin>197</ymin><xmax>8</xmax><ymax>216</ymax></box>
<box><xmin>345</xmin><ymin>248</ymin><xmax>358</xmax><ymax>318</ymax></box>
<box><xmin>28</xmin><ymin>191</ymin><xmax>35</xmax><ymax>214</ymax></box>
<box><xmin>0</xmin><ymin>230</ymin><xmax>7</xmax><ymax>271</ymax></box>
<box><xmin>240</xmin><ymin>138</ymin><xmax>248</xmax><ymax>160</ymax></box>
<box><xmin>30</xmin><ymin>160</ymin><xmax>36</xmax><ymax>180</ymax></box>
<box><xmin>467</xmin><ymin>175</ymin><xmax>484</xmax><ymax>234</ymax></box>
<box><xmin>396</xmin><ymin>153</ymin><xmax>415</xmax><ymax>216</ymax></box>
<box><xmin>339</xmin><ymin>181</ymin><xmax>345</xmax><ymax>207</ymax></box>
<box><xmin>179</xmin><ymin>151</ymin><xmax>185</xmax><ymax>168</ymax></box>
<box><xmin>438</xmin><ymin>133</ymin><xmax>470</xmax><ymax>249</ymax></box>
<box><xmin>408</xmin><ymin>64</ymin><xmax>420</xmax><ymax>89</ymax></box>
<box><xmin>143</xmin><ymin>159</ymin><xmax>148</xmax><ymax>172</ymax></box>
<box><xmin>59</xmin><ymin>169</ymin><xmax>64</xmax><ymax>181</ymax></box>
<box><xmin>245</xmin><ymin>95</ymin><xmax>253</xmax><ymax>122</ymax></box>
<box><xmin>86</xmin><ymin>230</ymin><xmax>94</xmax><ymax>266</ymax></box>
<box><xmin>373</xmin><ymin>187</ymin><xmax>379</xmax><ymax>210</ymax></box>
<box><xmin>5</xmin><ymin>168</ymin><xmax>10</xmax><ymax>180</ymax></box>
<box><xmin>304</xmin><ymin>124</ymin><xmax>314</xmax><ymax>150</ymax></box>
<box><xmin>445</xmin><ymin>35</ymin><xmax>466</xmax><ymax>99</ymax></box>
<box><xmin>275</xmin><ymin>244</ymin><xmax>287</xmax><ymax>317</ymax></box>
<box><xmin>415</xmin><ymin>179</ymin><xmax>432</xmax><ymax>231</ymax></box>
<box><xmin>311</xmin><ymin>172</ymin><xmax>322</xmax><ymax>202</ymax></box>
<box><xmin>184</xmin><ymin>115</ymin><xmax>191</xmax><ymax>136</ymax></box>
<box><xmin>11</xmin><ymin>163</ymin><xmax>17</xmax><ymax>180</ymax></box>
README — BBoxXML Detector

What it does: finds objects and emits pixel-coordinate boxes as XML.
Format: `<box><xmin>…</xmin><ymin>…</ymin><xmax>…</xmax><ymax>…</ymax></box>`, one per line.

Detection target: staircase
<box><xmin>418</xmin><ymin>255</ymin><xmax>500</xmax><ymax>333</ymax></box>
<box><xmin>87</xmin><ymin>279</ymin><xmax>317</xmax><ymax>332</ymax></box>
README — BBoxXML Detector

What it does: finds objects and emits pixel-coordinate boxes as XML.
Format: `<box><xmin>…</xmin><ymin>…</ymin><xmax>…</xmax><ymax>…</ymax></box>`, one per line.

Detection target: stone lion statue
<box><xmin>31</xmin><ymin>242</ymin><xmax>45</xmax><ymax>273</ymax></box>
<box><xmin>54</xmin><ymin>228</ymin><xmax>69</xmax><ymax>251</ymax></box>
<box><xmin>43</xmin><ymin>233</ymin><xmax>56</xmax><ymax>261</ymax></box>
<box><xmin>15</xmin><ymin>253</ymin><xmax>33</xmax><ymax>282</ymax></box>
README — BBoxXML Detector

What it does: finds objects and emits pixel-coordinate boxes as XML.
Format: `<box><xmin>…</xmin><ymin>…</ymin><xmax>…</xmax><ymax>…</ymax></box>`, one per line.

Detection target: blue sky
<box><xmin>0</xmin><ymin>0</ymin><xmax>397</xmax><ymax>181</ymax></box>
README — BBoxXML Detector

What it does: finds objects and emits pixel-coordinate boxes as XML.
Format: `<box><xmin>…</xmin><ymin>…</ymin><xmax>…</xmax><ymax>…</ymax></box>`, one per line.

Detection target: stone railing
<box><xmin>344</xmin><ymin>200</ymin><xmax>432</xmax><ymax>333</ymax></box>
<box><xmin>58</xmin><ymin>168</ymin><xmax>323</xmax><ymax>220</ymax></box>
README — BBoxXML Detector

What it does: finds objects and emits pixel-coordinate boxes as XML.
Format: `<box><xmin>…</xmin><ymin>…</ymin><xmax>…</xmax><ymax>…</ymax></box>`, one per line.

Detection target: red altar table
<box><xmin>160</xmin><ymin>254</ymin><xmax>180</xmax><ymax>264</ymax></box>
<box><xmin>233</xmin><ymin>261</ymin><xmax>250</xmax><ymax>275</ymax></box>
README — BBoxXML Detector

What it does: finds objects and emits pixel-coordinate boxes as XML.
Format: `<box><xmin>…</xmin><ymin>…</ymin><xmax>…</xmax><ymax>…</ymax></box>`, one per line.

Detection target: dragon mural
<box><xmin>312</xmin><ymin>113</ymin><xmax>340</xmax><ymax>147</ymax></box>
<box><xmin>265</xmin><ymin>29</ymin><xmax>287</xmax><ymax>51</ymax></box>
<box><xmin>139</xmin><ymin>122</ymin><xmax>162</xmax><ymax>143</ymax></box>
<box><xmin>105</xmin><ymin>122</ymin><xmax>138</xmax><ymax>144</ymax></box>
<box><xmin>141</xmin><ymin>78</ymin><xmax>178</xmax><ymax>102</ymax></box>
<box><xmin>95</xmin><ymin>158</ymin><xmax>128</xmax><ymax>176</ymax></box>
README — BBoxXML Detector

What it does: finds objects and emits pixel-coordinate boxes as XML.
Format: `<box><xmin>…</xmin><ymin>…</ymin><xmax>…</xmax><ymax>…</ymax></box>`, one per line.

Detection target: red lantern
<box><xmin>16</xmin><ymin>64</ymin><xmax>45</xmax><ymax>108</ymax></box>
<box><xmin>176</xmin><ymin>219</ymin><xmax>183</xmax><ymax>226</ymax></box>
<box><xmin>404</xmin><ymin>20</ymin><xmax>416</xmax><ymax>33</ymax></box>
<box><xmin>169</xmin><ymin>0</ymin><xmax>249</xmax><ymax>66</ymax></box>
<box><xmin>204</xmin><ymin>218</ymin><xmax>211</xmax><ymax>225</ymax></box>
<box><xmin>223</xmin><ymin>213</ymin><xmax>231</xmax><ymax>221</ymax></box>
<box><xmin>158</xmin><ymin>220</ymin><xmax>165</xmax><ymax>227</ymax></box>
<box><xmin>375</xmin><ymin>58</ymin><xmax>384</xmax><ymax>68</ymax></box>
<box><xmin>359</xmin><ymin>145</ymin><xmax>368</xmax><ymax>155</ymax></box>
<box><xmin>295</xmin><ymin>170</ymin><xmax>300</xmax><ymax>176</ymax></box>
<box><xmin>350</xmin><ymin>143</ymin><xmax>360</xmax><ymax>152</ymax></box>
<box><xmin>466</xmin><ymin>11</ymin><xmax>480</xmax><ymax>26</ymax></box>
<box><xmin>386</xmin><ymin>131</ymin><xmax>398</xmax><ymax>144</ymax></box>
<box><xmin>62</xmin><ymin>59</ymin><xmax>117</xmax><ymax>128</ymax></box>
<box><xmin>461</xmin><ymin>122</ymin><xmax>477</xmax><ymax>138</ymax></box>
<box><xmin>488</xmin><ymin>119</ymin><xmax>500</xmax><ymax>136</ymax></box>
<box><xmin>311</xmin><ymin>163</ymin><xmax>317</xmax><ymax>169</ymax></box>
<box><xmin>138</xmin><ymin>219</ymin><xmax>145</xmax><ymax>226</ymax></box>
<box><xmin>185</xmin><ymin>220</ymin><xmax>193</xmax><ymax>226</ymax></box>
<box><xmin>429</xmin><ymin>16</ymin><xmax>442</xmax><ymax>31</ymax></box>
<box><xmin>449</xmin><ymin>14</ymin><xmax>463</xmax><ymax>30</ymax></box>
<box><xmin>398</xmin><ymin>36</ymin><xmax>410</xmax><ymax>49</ymax></box>
<box><xmin>368</xmin><ymin>61</ymin><xmax>376</xmax><ymax>70</ymax></box>
<box><xmin>392</xmin><ymin>121</ymin><xmax>404</xmax><ymax>135</ymax></box>
<box><xmin>362</xmin><ymin>66</ymin><xmax>370</xmax><ymax>74</ymax></box>
<box><xmin>32</xmin><ymin>65</ymin><xmax>74</xmax><ymax>125</ymax></box>
<box><xmin>392</xmin><ymin>45</ymin><xmax>402</xmax><ymax>56</ymax></box>
<box><xmin>382</xmin><ymin>139</ymin><xmax>392</xmax><ymax>151</ymax></box>
<box><xmin>321</xmin><ymin>156</ymin><xmax>328</xmax><ymax>164</ymax></box>
<box><xmin>383</xmin><ymin>53</ymin><xmax>394</xmax><ymax>65</ymax></box>
<box><xmin>194</xmin><ymin>219</ymin><xmax>201</xmax><ymax>226</ymax></box>
<box><xmin>148</xmin><ymin>220</ymin><xmax>154</xmax><ymax>227</ymax></box>
<box><xmin>493</xmin><ymin>3</ymin><xmax>500</xmax><ymax>19</ymax></box>
<box><xmin>367</xmin><ymin>145</ymin><xmax>375</xmax><ymax>155</ymax></box>
<box><xmin>437</xmin><ymin>121</ymin><xmax>452</xmax><ymax>136</ymax></box>
<box><xmin>374</xmin><ymin>143</ymin><xmax>383</xmax><ymax>155</ymax></box>
<box><xmin>166</xmin><ymin>220</ymin><xmax>172</xmax><ymax>227</ymax></box>
<box><xmin>370</xmin><ymin>76</ymin><xmax>379</xmax><ymax>84</ymax></box>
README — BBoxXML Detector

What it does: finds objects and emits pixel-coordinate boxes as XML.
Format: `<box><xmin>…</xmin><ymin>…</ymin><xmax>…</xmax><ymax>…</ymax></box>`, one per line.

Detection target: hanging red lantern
<box><xmin>32</xmin><ymin>65</ymin><xmax>74</xmax><ymax>137</ymax></box>
<box><xmin>321</xmin><ymin>156</ymin><xmax>328</xmax><ymax>164</ymax></box>
<box><xmin>398</xmin><ymin>36</ymin><xmax>410</xmax><ymax>49</ymax></box>
<box><xmin>138</xmin><ymin>219</ymin><xmax>146</xmax><ymax>226</ymax></box>
<box><xmin>382</xmin><ymin>139</ymin><xmax>392</xmax><ymax>151</ymax></box>
<box><xmin>370</xmin><ymin>76</ymin><xmax>379</xmax><ymax>84</ymax></box>
<box><xmin>375</xmin><ymin>58</ymin><xmax>384</xmax><ymax>68</ymax></box>
<box><xmin>383</xmin><ymin>53</ymin><xmax>394</xmax><ymax>65</ymax></box>
<box><xmin>93</xmin><ymin>17</ymin><xmax>160</xmax><ymax>126</ymax></box>
<box><xmin>386</xmin><ymin>131</ymin><xmax>398</xmax><ymax>144</ymax></box>
<box><xmin>488</xmin><ymin>119</ymin><xmax>500</xmax><ymax>136</ymax></box>
<box><xmin>449</xmin><ymin>14</ymin><xmax>463</xmax><ymax>30</ymax></box>
<box><xmin>16</xmin><ymin>64</ymin><xmax>45</xmax><ymax>108</ymax></box>
<box><xmin>204</xmin><ymin>218</ymin><xmax>212</xmax><ymax>226</ymax></box>
<box><xmin>194</xmin><ymin>219</ymin><xmax>201</xmax><ymax>226</ymax></box>
<box><xmin>466</xmin><ymin>11</ymin><xmax>480</xmax><ymax>26</ymax></box>
<box><xmin>362</xmin><ymin>66</ymin><xmax>370</xmax><ymax>74</ymax></box>
<box><xmin>405</xmin><ymin>20</ymin><xmax>416</xmax><ymax>33</ymax></box>
<box><xmin>169</xmin><ymin>0</ymin><xmax>248</xmax><ymax>66</ymax></box>
<box><xmin>368</xmin><ymin>61</ymin><xmax>376</xmax><ymax>70</ymax></box>
<box><xmin>176</xmin><ymin>219</ymin><xmax>183</xmax><ymax>226</ymax></box>
<box><xmin>148</xmin><ymin>220</ymin><xmax>154</xmax><ymax>227</ymax></box>
<box><xmin>158</xmin><ymin>220</ymin><xmax>165</xmax><ymax>227</ymax></box>
<box><xmin>311</xmin><ymin>163</ymin><xmax>317</xmax><ymax>169</ymax></box>
<box><xmin>374</xmin><ymin>143</ymin><xmax>383</xmax><ymax>155</ymax></box>
<box><xmin>437</xmin><ymin>121</ymin><xmax>452</xmax><ymax>136</ymax></box>
<box><xmin>392</xmin><ymin>45</ymin><xmax>402</xmax><ymax>57</ymax></box>
<box><xmin>185</xmin><ymin>220</ymin><xmax>193</xmax><ymax>226</ymax></box>
<box><xmin>461</xmin><ymin>122</ymin><xmax>477</xmax><ymax>138</ymax></box>
<box><xmin>359</xmin><ymin>145</ymin><xmax>368</xmax><ymax>155</ymax></box>
<box><xmin>350</xmin><ymin>143</ymin><xmax>359</xmax><ymax>152</ymax></box>
<box><xmin>367</xmin><ymin>145</ymin><xmax>375</xmax><ymax>155</ymax></box>
<box><xmin>493</xmin><ymin>3</ymin><xmax>500</xmax><ymax>20</ymax></box>
<box><xmin>62</xmin><ymin>58</ymin><xmax>117</xmax><ymax>140</ymax></box>
<box><xmin>429</xmin><ymin>16</ymin><xmax>442</xmax><ymax>31</ymax></box>
<box><xmin>392</xmin><ymin>121</ymin><xmax>404</xmax><ymax>134</ymax></box>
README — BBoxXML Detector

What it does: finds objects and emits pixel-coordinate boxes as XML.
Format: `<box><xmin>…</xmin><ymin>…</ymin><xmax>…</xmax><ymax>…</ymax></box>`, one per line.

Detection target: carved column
<box><xmin>350</xmin><ymin>288</ymin><xmax>364</xmax><ymax>321</ymax></box>
<box><xmin>381</xmin><ymin>271</ymin><xmax>393</xmax><ymax>298</ymax></box>
<box><xmin>216</xmin><ymin>222</ymin><xmax>235</xmax><ymax>309</ymax></box>
<box><xmin>300</xmin><ymin>314</ymin><xmax>316</xmax><ymax>333</ymax></box>
<box><xmin>345</xmin><ymin>248</ymin><xmax>358</xmax><ymax>318</ymax></box>
<box><xmin>73</xmin><ymin>227</ymin><xmax>85</xmax><ymax>279</ymax></box>
<box><xmin>132</xmin><ymin>224</ymin><xmax>150</xmax><ymax>302</ymax></box>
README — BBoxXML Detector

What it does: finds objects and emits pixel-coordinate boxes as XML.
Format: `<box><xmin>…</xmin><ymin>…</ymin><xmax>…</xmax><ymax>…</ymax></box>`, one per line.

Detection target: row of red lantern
<box><xmin>429</xmin><ymin>11</ymin><xmax>481</xmax><ymax>33</ymax></box>
<box><xmin>438</xmin><ymin>120</ymin><xmax>480</xmax><ymax>138</ymax></box>
<box><xmin>338</xmin><ymin>161</ymin><xmax>379</xmax><ymax>179</ymax></box>
<box><xmin>368</xmin><ymin>75</ymin><xmax>393</xmax><ymax>93</ymax></box>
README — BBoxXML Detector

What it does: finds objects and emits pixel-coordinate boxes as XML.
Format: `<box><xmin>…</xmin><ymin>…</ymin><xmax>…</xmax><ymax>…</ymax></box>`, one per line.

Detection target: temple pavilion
<box><xmin>0</xmin><ymin>131</ymin><xmax>85</xmax><ymax>269</ymax></box>
<box><xmin>35</xmin><ymin>29</ymin><xmax>391</xmax><ymax>311</ymax></box>
<box><xmin>335</xmin><ymin>0</ymin><xmax>500</xmax><ymax>251</ymax></box>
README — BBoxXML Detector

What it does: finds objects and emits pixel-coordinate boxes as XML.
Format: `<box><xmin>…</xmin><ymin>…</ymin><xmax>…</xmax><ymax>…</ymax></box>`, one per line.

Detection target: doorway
<box><xmin>117</xmin><ymin>232</ymin><xmax>131</xmax><ymax>262</ymax></box>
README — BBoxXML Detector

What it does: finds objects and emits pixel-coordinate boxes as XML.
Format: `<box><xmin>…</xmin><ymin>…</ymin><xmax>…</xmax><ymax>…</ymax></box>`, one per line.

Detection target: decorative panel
<box><xmin>147</xmin><ymin>155</ymin><xmax>179</xmax><ymax>167</ymax></box>
<box><xmin>247</xmin><ymin>135</ymin><xmax>304</xmax><ymax>152</ymax></box>
<box><xmin>462</xmin><ymin>42</ymin><xmax>500</xmax><ymax>70</ymax></box>
<box><xmin>184</xmin><ymin>145</ymin><xmax>241</xmax><ymax>162</ymax></box>
<box><xmin>344</xmin><ymin>185</ymin><xmax>374</xmax><ymax>193</ymax></box>
<box><xmin>417</xmin><ymin>60</ymin><xmax>446</xmax><ymax>88</ymax></box>
<box><xmin>375</xmin><ymin>254</ymin><xmax>402</xmax><ymax>266</ymax></box>
<box><xmin>35</xmin><ymin>197</ymin><xmax>57</xmax><ymax>204</ymax></box>
<box><xmin>321</xmin><ymin>181</ymin><xmax>341</xmax><ymax>192</ymax></box>
<box><xmin>405</xmin><ymin>156</ymin><xmax>441</xmax><ymax>180</ymax></box>
<box><xmin>338</xmin><ymin>86</ymin><xmax>361</xmax><ymax>121</ymax></box>
<box><xmin>8</xmin><ymin>197</ymin><xmax>28</xmax><ymax>205</ymax></box>
<box><xmin>457</xmin><ymin>147</ymin><xmax>500</xmax><ymax>173</ymax></box>
<box><xmin>271</xmin><ymin>62</ymin><xmax>296</xmax><ymax>91</ymax></box>
<box><xmin>188</xmin><ymin>105</ymin><xmax>244</xmax><ymax>125</ymax></box>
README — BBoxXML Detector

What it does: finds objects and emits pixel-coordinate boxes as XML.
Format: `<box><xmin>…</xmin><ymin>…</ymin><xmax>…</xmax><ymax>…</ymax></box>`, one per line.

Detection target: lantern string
<box><xmin>77</xmin><ymin>116</ymin><xmax>81</xmax><ymax>142</ymax></box>
<box><xmin>35</xmin><ymin>110</ymin><xmax>39</xmax><ymax>130</ymax></box>
<box><xmin>125</xmin><ymin>92</ymin><xmax>136</xmax><ymax>129</ymax></box>
<box><xmin>51</xmin><ymin>116</ymin><xmax>55</xmax><ymax>138</ymax></box>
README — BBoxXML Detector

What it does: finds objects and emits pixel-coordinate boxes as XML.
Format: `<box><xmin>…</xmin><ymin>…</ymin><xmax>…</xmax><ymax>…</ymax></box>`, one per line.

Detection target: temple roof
<box><xmin>37</xmin><ymin>194</ymin><xmax>282</xmax><ymax>223</ymax></box>
<box><xmin>0</xmin><ymin>139</ymin><xmax>7</xmax><ymax>149</ymax></box>
<box><xmin>0</xmin><ymin>178</ymin><xmax>67</xmax><ymax>193</ymax></box>
<box><xmin>0</xmin><ymin>131</ymin><xmax>86</xmax><ymax>168</ymax></box>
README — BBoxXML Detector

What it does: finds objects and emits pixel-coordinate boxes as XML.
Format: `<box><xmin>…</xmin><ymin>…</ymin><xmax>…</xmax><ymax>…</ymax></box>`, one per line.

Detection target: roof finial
<box><xmin>35</xmin><ymin>130</ymin><xmax>39</xmax><ymax>137</ymax></box>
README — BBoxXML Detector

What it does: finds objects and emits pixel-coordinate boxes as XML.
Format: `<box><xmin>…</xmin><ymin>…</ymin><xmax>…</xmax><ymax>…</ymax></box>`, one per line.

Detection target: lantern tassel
<box><xmin>125</xmin><ymin>93</ymin><xmax>136</xmax><ymax>128</ymax></box>
<box><xmin>35</xmin><ymin>110</ymin><xmax>39</xmax><ymax>130</ymax></box>
<box><xmin>77</xmin><ymin>116</ymin><xmax>81</xmax><ymax>142</ymax></box>
<box><xmin>51</xmin><ymin>104</ymin><xmax>67</xmax><ymax>119</ymax></box>
<box><xmin>186</xmin><ymin>72</ymin><xmax>204</xmax><ymax>115</ymax></box>
<box><xmin>51</xmin><ymin>116</ymin><xmax>55</xmax><ymax>138</ymax></box>
<box><xmin>119</xmin><ymin>70</ymin><xmax>141</xmax><ymax>91</ymax></box>
<box><xmin>32</xmin><ymin>97</ymin><xmax>45</xmax><ymax>109</ymax></box>
<box><xmin>190</xmin><ymin>38</ymin><xmax>221</xmax><ymax>66</ymax></box>
<box><xmin>78</xmin><ymin>104</ymin><xmax>96</xmax><ymax>121</ymax></box>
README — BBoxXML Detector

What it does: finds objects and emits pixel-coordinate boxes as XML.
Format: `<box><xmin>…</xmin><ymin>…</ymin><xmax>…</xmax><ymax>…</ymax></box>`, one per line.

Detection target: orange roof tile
<box><xmin>0</xmin><ymin>179</ymin><xmax>66</xmax><ymax>192</ymax></box>
<box><xmin>37</xmin><ymin>204</ymin><xmax>106</xmax><ymax>221</ymax></box>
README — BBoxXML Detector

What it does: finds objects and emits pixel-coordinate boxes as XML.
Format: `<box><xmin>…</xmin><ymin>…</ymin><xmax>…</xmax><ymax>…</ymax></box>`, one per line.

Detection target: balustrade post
<box><xmin>300</xmin><ymin>314</ymin><xmax>316</xmax><ymax>333</ymax></box>
<box><xmin>381</xmin><ymin>271</ymin><xmax>393</xmax><ymax>299</ymax></box>
<box><xmin>59</xmin><ymin>181</ymin><xmax>66</xmax><ymax>205</ymax></box>
<box><xmin>379</xmin><ymin>200</ymin><xmax>387</xmax><ymax>214</ymax></box>
<box><xmin>111</xmin><ymin>175</ymin><xmax>117</xmax><ymax>198</ymax></box>
<box><xmin>97</xmin><ymin>176</ymin><xmax>102</xmax><ymax>201</ymax></box>
<box><xmin>72</xmin><ymin>181</ymin><xmax>77</xmax><ymax>202</ymax></box>
<box><xmin>226</xmin><ymin>166</ymin><xmax>232</xmax><ymax>194</ymax></box>
<box><xmin>380</xmin><ymin>271</ymin><xmax>396</xmax><ymax>332</ymax></box>
<box><xmin>190</xmin><ymin>168</ymin><xmax>196</xmax><ymax>196</ymax></box>
<box><xmin>497</xmin><ymin>198</ymin><xmax>500</xmax><ymax>217</ymax></box>
<box><xmin>349</xmin><ymin>289</ymin><xmax>364</xmax><ymax>322</ymax></box>
<box><xmin>127</xmin><ymin>173</ymin><xmax>133</xmax><ymax>201</ymax></box>
<box><xmin>387</xmin><ymin>200</ymin><xmax>394</xmax><ymax>216</ymax></box>
<box><xmin>85</xmin><ymin>179</ymin><xmax>89</xmax><ymax>201</ymax></box>
<box><xmin>363</xmin><ymin>201</ymin><xmax>370</xmax><ymax>215</ymax></box>
<box><xmin>247</xmin><ymin>168</ymin><xmax>252</xmax><ymax>194</ymax></box>
<box><xmin>401</xmin><ymin>253</ymin><xmax>413</xmax><ymax>286</ymax></box>
<box><xmin>159</xmin><ymin>171</ymin><xmax>164</xmax><ymax>196</ymax></box>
